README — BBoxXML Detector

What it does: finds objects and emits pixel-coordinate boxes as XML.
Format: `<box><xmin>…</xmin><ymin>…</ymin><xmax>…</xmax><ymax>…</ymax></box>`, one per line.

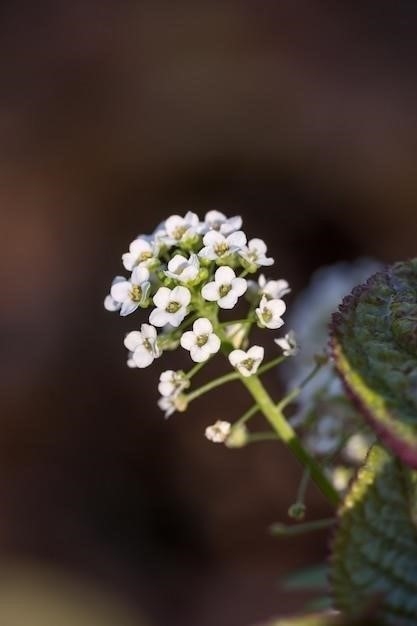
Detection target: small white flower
<box><xmin>256</xmin><ymin>295</ymin><xmax>286</xmax><ymax>329</ymax></box>
<box><xmin>205</xmin><ymin>420</ymin><xmax>232</xmax><ymax>443</ymax></box>
<box><xmin>122</xmin><ymin>236</ymin><xmax>158</xmax><ymax>271</ymax></box>
<box><xmin>149</xmin><ymin>286</ymin><xmax>191</xmax><ymax>327</ymax></box>
<box><xmin>104</xmin><ymin>281</ymin><xmax>124</xmax><ymax>312</ymax></box>
<box><xmin>158</xmin><ymin>393</ymin><xmax>188</xmax><ymax>418</ymax></box>
<box><xmin>124</xmin><ymin>324</ymin><xmax>161</xmax><ymax>368</ymax></box>
<box><xmin>258</xmin><ymin>274</ymin><xmax>291</xmax><ymax>299</ymax></box>
<box><xmin>180</xmin><ymin>318</ymin><xmax>221</xmax><ymax>362</ymax></box>
<box><xmin>165</xmin><ymin>253</ymin><xmax>200</xmax><ymax>283</ymax></box>
<box><xmin>200</xmin><ymin>210</ymin><xmax>242</xmax><ymax>236</ymax></box>
<box><xmin>274</xmin><ymin>330</ymin><xmax>298</xmax><ymax>356</ymax></box>
<box><xmin>228</xmin><ymin>345</ymin><xmax>264</xmax><ymax>377</ymax></box>
<box><xmin>239</xmin><ymin>238</ymin><xmax>274</xmax><ymax>267</ymax></box>
<box><xmin>158</xmin><ymin>395</ymin><xmax>177</xmax><ymax>418</ymax></box>
<box><xmin>110</xmin><ymin>266</ymin><xmax>151</xmax><ymax>316</ymax></box>
<box><xmin>158</xmin><ymin>370</ymin><xmax>189</xmax><ymax>397</ymax></box>
<box><xmin>158</xmin><ymin>212</ymin><xmax>200</xmax><ymax>246</ymax></box>
<box><xmin>343</xmin><ymin>433</ymin><xmax>371</xmax><ymax>464</ymax></box>
<box><xmin>201</xmin><ymin>266</ymin><xmax>247</xmax><ymax>309</ymax></box>
<box><xmin>199</xmin><ymin>230</ymin><xmax>247</xmax><ymax>262</ymax></box>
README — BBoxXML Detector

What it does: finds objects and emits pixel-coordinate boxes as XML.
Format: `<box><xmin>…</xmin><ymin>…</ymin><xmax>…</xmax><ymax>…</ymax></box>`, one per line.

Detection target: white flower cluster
<box><xmin>105</xmin><ymin>211</ymin><xmax>295</xmax><ymax>416</ymax></box>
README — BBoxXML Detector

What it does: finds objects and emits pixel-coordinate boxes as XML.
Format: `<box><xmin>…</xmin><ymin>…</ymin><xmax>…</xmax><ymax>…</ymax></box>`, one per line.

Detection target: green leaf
<box><xmin>330</xmin><ymin>259</ymin><xmax>417</xmax><ymax>468</ymax></box>
<box><xmin>331</xmin><ymin>445</ymin><xmax>417</xmax><ymax>625</ymax></box>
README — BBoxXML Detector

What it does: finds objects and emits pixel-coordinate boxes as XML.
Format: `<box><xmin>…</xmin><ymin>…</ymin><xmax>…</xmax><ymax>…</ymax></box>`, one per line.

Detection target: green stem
<box><xmin>276</xmin><ymin>361</ymin><xmax>322</xmax><ymax>411</ymax></box>
<box><xmin>257</xmin><ymin>355</ymin><xmax>286</xmax><ymax>376</ymax></box>
<box><xmin>231</xmin><ymin>403</ymin><xmax>258</xmax><ymax>429</ymax></box>
<box><xmin>246</xmin><ymin>432</ymin><xmax>277</xmax><ymax>443</ymax></box>
<box><xmin>187</xmin><ymin>361</ymin><xmax>207</xmax><ymax>380</ymax></box>
<box><xmin>296</xmin><ymin>468</ymin><xmax>310</xmax><ymax>505</ymax></box>
<box><xmin>270</xmin><ymin>517</ymin><xmax>335</xmax><ymax>537</ymax></box>
<box><xmin>186</xmin><ymin>370</ymin><xmax>240</xmax><ymax>403</ymax></box>
<box><xmin>240</xmin><ymin>375</ymin><xmax>340</xmax><ymax>507</ymax></box>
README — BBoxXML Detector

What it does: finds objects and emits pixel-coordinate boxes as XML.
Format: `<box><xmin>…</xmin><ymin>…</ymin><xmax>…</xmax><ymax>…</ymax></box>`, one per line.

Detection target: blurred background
<box><xmin>1</xmin><ymin>1</ymin><xmax>417</xmax><ymax>624</ymax></box>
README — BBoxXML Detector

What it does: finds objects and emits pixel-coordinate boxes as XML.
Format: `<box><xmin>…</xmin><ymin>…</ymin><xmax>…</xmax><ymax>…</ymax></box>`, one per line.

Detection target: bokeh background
<box><xmin>1</xmin><ymin>2</ymin><xmax>417</xmax><ymax>624</ymax></box>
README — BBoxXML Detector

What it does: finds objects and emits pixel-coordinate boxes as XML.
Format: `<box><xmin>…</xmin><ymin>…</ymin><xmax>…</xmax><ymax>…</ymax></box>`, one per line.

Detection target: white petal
<box><xmin>249</xmin><ymin>238</ymin><xmax>266</xmax><ymax>254</ymax></box>
<box><xmin>229</xmin><ymin>349</ymin><xmax>246</xmax><ymax>367</ymax></box>
<box><xmin>132</xmin><ymin>348</ymin><xmax>154</xmax><ymax>368</ymax></box>
<box><xmin>122</xmin><ymin>253</ymin><xmax>135</xmax><ymax>271</ymax></box>
<box><xmin>264</xmin><ymin>317</ymin><xmax>284</xmax><ymax>329</ymax></box>
<box><xmin>120</xmin><ymin>301</ymin><xmax>139</xmax><ymax>316</ymax></box>
<box><xmin>203</xmin><ymin>230</ymin><xmax>224</xmax><ymax>247</ymax></box>
<box><xmin>221</xmin><ymin>215</ymin><xmax>242</xmax><ymax>234</ymax></box>
<box><xmin>206</xmin><ymin>333</ymin><xmax>221</xmax><ymax>354</ymax></box>
<box><xmin>247</xmin><ymin>345</ymin><xmax>264</xmax><ymax>361</ymax></box>
<box><xmin>205</xmin><ymin>210</ymin><xmax>226</xmax><ymax>224</ymax></box>
<box><xmin>104</xmin><ymin>295</ymin><xmax>120</xmax><ymax>311</ymax></box>
<box><xmin>268</xmin><ymin>298</ymin><xmax>286</xmax><ymax>317</ymax></box>
<box><xmin>184</xmin><ymin>211</ymin><xmax>199</xmax><ymax>226</ymax></box>
<box><xmin>130</xmin><ymin>238</ymin><xmax>152</xmax><ymax>255</ymax></box>
<box><xmin>132</xmin><ymin>265</ymin><xmax>150</xmax><ymax>285</ymax></box>
<box><xmin>214</xmin><ymin>265</ymin><xmax>235</xmax><ymax>284</ymax></box>
<box><xmin>231</xmin><ymin>277</ymin><xmax>247</xmax><ymax>296</ymax></box>
<box><xmin>171</xmin><ymin>286</ymin><xmax>191</xmax><ymax>306</ymax></box>
<box><xmin>159</xmin><ymin>381</ymin><xmax>174</xmax><ymax>396</ymax></box>
<box><xmin>260</xmin><ymin>256</ymin><xmax>274</xmax><ymax>266</ymax></box>
<box><xmin>124</xmin><ymin>331</ymin><xmax>142</xmax><ymax>351</ymax></box>
<box><xmin>201</xmin><ymin>281</ymin><xmax>220</xmax><ymax>301</ymax></box>
<box><xmin>198</xmin><ymin>246</ymin><xmax>217</xmax><ymax>260</ymax></box>
<box><xmin>193</xmin><ymin>317</ymin><xmax>213</xmax><ymax>335</ymax></box>
<box><xmin>228</xmin><ymin>231</ymin><xmax>246</xmax><ymax>248</ymax></box>
<box><xmin>190</xmin><ymin>345</ymin><xmax>210</xmax><ymax>362</ymax></box>
<box><xmin>153</xmin><ymin>287</ymin><xmax>171</xmax><ymax>309</ymax></box>
<box><xmin>168</xmin><ymin>254</ymin><xmax>187</xmax><ymax>273</ymax></box>
<box><xmin>169</xmin><ymin>310</ymin><xmax>187</xmax><ymax>327</ymax></box>
<box><xmin>110</xmin><ymin>281</ymin><xmax>130</xmax><ymax>302</ymax></box>
<box><xmin>141</xmin><ymin>323</ymin><xmax>157</xmax><ymax>340</ymax></box>
<box><xmin>180</xmin><ymin>331</ymin><xmax>196</xmax><ymax>350</ymax></box>
<box><xmin>149</xmin><ymin>308</ymin><xmax>170</xmax><ymax>327</ymax></box>
<box><xmin>218</xmin><ymin>293</ymin><xmax>238</xmax><ymax>309</ymax></box>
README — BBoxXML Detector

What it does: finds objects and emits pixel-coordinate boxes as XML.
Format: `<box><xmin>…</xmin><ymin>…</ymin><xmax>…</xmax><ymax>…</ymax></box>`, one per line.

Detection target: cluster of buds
<box><xmin>105</xmin><ymin>211</ymin><xmax>296</xmax><ymax>418</ymax></box>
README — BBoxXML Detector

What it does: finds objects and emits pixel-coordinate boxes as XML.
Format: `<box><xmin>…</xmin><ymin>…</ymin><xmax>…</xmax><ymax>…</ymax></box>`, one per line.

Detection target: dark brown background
<box><xmin>1</xmin><ymin>2</ymin><xmax>417</xmax><ymax>625</ymax></box>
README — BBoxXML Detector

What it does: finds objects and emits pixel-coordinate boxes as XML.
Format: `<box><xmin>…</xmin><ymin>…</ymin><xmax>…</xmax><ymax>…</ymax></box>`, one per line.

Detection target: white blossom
<box><xmin>149</xmin><ymin>286</ymin><xmax>191</xmax><ymax>327</ymax></box>
<box><xmin>104</xmin><ymin>278</ymin><xmax>124</xmax><ymax>312</ymax></box>
<box><xmin>274</xmin><ymin>331</ymin><xmax>298</xmax><ymax>356</ymax></box>
<box><xmin>205</xmin><ymin>420</ymin><xmax>231</xmax><ymax>443</ymax></box>
<box><xmin>258</xmin><ymin>274</ymin><xmax>291</xmax><ymax>299</ymax></box>
<box><xmin>199</xmin><ymin>230</ymin><xmax>247</xmax><ymax>262</ymax></box>
<box><xmin>110</xmin><ymin>266</ymin><xmax>151</xmax><ymax>316</ymax></box>
<box><xmin>201</xmin><ymin>266</ymin><xmax>247</xmax><ymax>309</ymax></box>
<box><xmin>343</xmin><ymin>433</ymin><xmax>371</xmax><ymax>464</ymax></box>
<box><xmin>256</xmin><ymin>295</ymin><xmax>286</xmax><ymax>329</ymax></box>
<box><xmin>157</xmin><ymin>212</ymin><xmax>200</xmax><ymax>246</ymax></box>
<box><xmin>228</xmin><ymin>345</ymin><xmax>264</xmax><ymax>377</ymax></box>
<box><xmin>158</xmin><ymin>395</ymin><xmax>177</xmax><ymax>418</ymax></box>
<box><xmin>165</xmin><ymin>253</ymin><xmax>200</xmax><ymax>283</ymax></box>
<box><xmin>158</xmin><ymin>370</ymin><xmax>189</xmax><ymax>397</ymax></box>
<box><xmin>200</xmin><ymin>210</ymin><xmax>242</xmax><ymax>236</ymax></box>
<box><xmin>122</xmin><ymin>236</ymin><xmax>158</xmax><ymax>271</ymax></box>
<box><xmin>124</xmin><ymin>324</ymin><xmax>161</xmax><ymax>368</ymax></box>
<box><xmin>239</xmin><ymin>238</ymin><xmax>274</xmax><ymax>267</ymax></box>
<box><xmin>180</xmin><ymin>318</ymin><xmax>221</xmax><ymax>362</ymax></box>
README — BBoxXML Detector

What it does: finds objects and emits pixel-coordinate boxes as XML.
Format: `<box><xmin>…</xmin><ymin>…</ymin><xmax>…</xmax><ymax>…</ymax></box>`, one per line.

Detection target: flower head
<box><xmin>158</xmin><ymin>370</ymin><xmax>189</xmax><ymax>397</ymax></box>
<box><xmin>239</xmin><ymin>238</ymin><xmax>274</xmax><ymax>268</ymax></box>
<box><xmin>275</xmin><ymin>330</ymin><xmax>298</xmax><ymax>357</ymax></box>
<box><xmin>110</xmin><ymin>266</ymin><xmax>151</xmax><ymax>316</ymax></box>
<box><xmin>165</xmin><ymin>253</ymin><xmax>200</xmax><ymax>283</ymax></box>
<box><xmin>124</xmin><ymin>324</ymin><xmax>161</xmax><ymax>368</ymax></box>
<box><xmin>258</xmin><ymin>274</ymin><xmax>291</xmax><ymax>300</ymax></box>
<box><xmin>199</xmin><ymin>230</ymin><xmax>246</xmax><ymax>262</ymax></box>
<box><xmin>256</xmin><ymin>295</ymin><xmax>286</xmax><ymax>329</ymax></box>
<box><xmin>180</xmin><ymin>318</ymin><xmax>221</xmax><ymax>362</ymax></box>
<box><xmin>228</xmin><ymin>345</ymin><xmax>264</xmax><ymax>377</ymax></box>
<box><xmin>149</xmin><ymin>286</ymin><xmax>191</xmax><ymax>327</ymax></box>
<box><xmin>200</xmin><ymin>210</ymin><xmax>242</xmax><ymax>236</ymax></box>
<box><xmin>201</xmin><ymin>266</ymin><xmax>247</xmax><ymax>309</ymax></box>
<box><xmin>122</xmin><ymin>236</ymin><xmax>159</xmax><ymax>271</ymax></box>
<box><xmin>157</xmin><ymin>212</ymin><xmax>200</xmax><ymax>247</ymax></box>
<box><xmin>205</xmin><ymin>420</ymin><xmax>232</xmax><ymax>443</ymax></box>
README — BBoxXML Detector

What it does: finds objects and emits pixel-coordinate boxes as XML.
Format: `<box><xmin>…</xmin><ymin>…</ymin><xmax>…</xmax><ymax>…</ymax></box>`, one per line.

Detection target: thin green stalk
<box><xmin>246</xmin><ymin>432</ymin><xmax>277</xmax><ymax>443</ymax></box>
<box><xmin>186</xmin><ymin>370</ymin><xmax>240</xmax><ymax>403</ymax></box>
<box><xmin>296</xmin><ymin>468</ymin><xmax>310</xmax><ymax>505</ymax></box>
<box><xmin>277</xmin><ymin>361</ymin><xmax>322</xmax><ymax>411</ymax></box>
<box><xmin>270</xmin><ymin>517</ymin><xmax>335</xmax><ymax>537</ymax></box>
<box><xmin>187</xmin><ymin>361</ymin><xmax>207</xmax><ymax>380</ymax></box>
<box><xmin>240</xmin><ymin>374</ymin><xmax>340</xmax><ymax>507</ymax></box>
<box><xmin>231</xmin><ymin>403</ymin><xmax>258</xmax><ymax>430</ymax></box>
<box><xmin>257</xmin><ymin>355</ymin><xmax>286</xmax><ymax>376</ymax></box>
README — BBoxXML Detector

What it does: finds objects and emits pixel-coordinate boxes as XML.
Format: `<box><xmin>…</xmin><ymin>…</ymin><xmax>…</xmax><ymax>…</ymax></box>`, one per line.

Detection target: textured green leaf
<box><xmin>330</xmin><ymin>260</ymin><xmax>417</xmax><ymax>467</ymax></box>
<box><xmin>331</xmin><ymin>445</ymin><xmax>417</xmax><ymax>625</ymax></box>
